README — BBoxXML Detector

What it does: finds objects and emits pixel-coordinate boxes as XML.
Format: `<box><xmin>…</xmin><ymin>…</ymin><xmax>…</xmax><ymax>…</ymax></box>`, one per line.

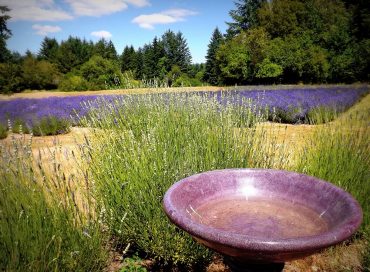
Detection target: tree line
<box><xmin>1</xmin><ymin>0</ymin><xmax>369</xmax><ymax>93</ymax></box>
<box><xmin>0</xmin><ymin>17</ymin><xmax>203</xmax><ymax>93</ymax></box>
<box><xmin>204</xmin><ymin>0</ymin><xmax>370</xmax><ymax>85</ymax></box>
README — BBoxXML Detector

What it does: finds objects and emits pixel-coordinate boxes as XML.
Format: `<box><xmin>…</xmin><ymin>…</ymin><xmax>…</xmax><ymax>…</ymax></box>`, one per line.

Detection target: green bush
<box><xmin>0</xmin><ymin>137</ymin><xmax>107</xmax><ymax>271</ymax></box>
<box><xmin>79</xmin><ymin>55</ymin><xmax>121</xmax><ymax>90</ymax></box>
<box><xmin>32</xmin><ymin>116</ymin><xmax>70</xmax><ymax>136</ymax></box>
<box><xmin>80</xmin><ymin>93</ymin><xmax>287</xmax><ymax>267</ymax></box>
<box><xmin>11</xmin><ymin>118</ymin><xmax>30</xmax><ymax>134</ymax></box>
<box><xmin>0</xmin><ymin>63</ymin><xmax>24</xmax><ymax>94</ymax></box>
<box><xmin>172</xmin><ymin>74</ymin><xmax>203</xmax><ymax>87</ymax></box>
<box><xmin>58</xmin><ymin>75</ymin><xmax>89</xmax><ymax>91</ymax></box>
<box><xmin>305</xmin><ymin>106</ymin><xmax>338</xmax><ymax>124</ymax></box>
<box><xmin>0</xmin><ymin>123</ymin><xmax>7</xmax><ymax>139</ymax></box>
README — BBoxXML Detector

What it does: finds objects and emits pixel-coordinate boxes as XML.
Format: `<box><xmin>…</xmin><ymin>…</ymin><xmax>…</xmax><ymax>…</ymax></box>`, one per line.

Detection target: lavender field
<box><xmin>0</xmin><ymin>85</ymin><xmax>368</xmax><ymax>129</ymax></box>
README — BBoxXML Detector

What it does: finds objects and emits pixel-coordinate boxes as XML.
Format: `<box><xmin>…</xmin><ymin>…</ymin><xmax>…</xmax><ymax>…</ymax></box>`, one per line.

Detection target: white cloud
<box><xmin>124</xmin><ymin>0</ymin><xmax>151</xmax><ymax>8</ymax></box>
<box><xmin>91</xmin><ymin>30</ymin><xmax>113</xmax><ymax>39</ymax></box>
<box><xmin>65</xmin><ymin>0</ymin><xmax>150</xmax><ymax>17</ymax></box>
<box><xmin>132</xmin><ymin>8</ymin><xmax>197</xmax><ymax>29</ymax></box>
<box><xmin>32</xmin><ymin>24</ymin><xmax>62</xmax><ymax>35</ymax></box>
<box><xmin>1</xmin><ymin>0</ymin><xmax>150</xmax><ymax>21</ymax></box>
<box><xmin>2</xmin><ymin>0</ymin><xmax>73</xmax><ymax>22</ymax></box>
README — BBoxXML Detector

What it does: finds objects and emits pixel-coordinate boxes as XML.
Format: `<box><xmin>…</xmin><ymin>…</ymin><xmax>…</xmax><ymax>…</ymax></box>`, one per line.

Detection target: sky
<box><xmin>1</xmin><ymin>0</ymin><xmax>236</xmax><ymax>64</ymax></box>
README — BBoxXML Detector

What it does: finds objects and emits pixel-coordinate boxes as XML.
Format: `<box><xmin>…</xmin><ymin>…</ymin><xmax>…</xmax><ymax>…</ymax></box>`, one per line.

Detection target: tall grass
<box><xmin>0</xmin><ymin>135</ymin><xmax>107</xmax><ymax>271</ymax></box>
<box><xmin>295</xmin><ymin>111</ymin><xmax>369</xmax><ymax>234</ymax></box>
<box><xmin>294</xmin><ymin>108</ymin><xmax>370</xmax><ymax>271</ymax></box>
<box><xmin>80</xmin><ymin>93</ymin><xmax>290</xmax><ymax>267</ymax></box>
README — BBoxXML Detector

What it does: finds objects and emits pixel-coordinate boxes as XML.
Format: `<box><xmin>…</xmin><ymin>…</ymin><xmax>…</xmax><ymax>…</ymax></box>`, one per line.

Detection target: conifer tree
<box><xmin>120</xmin><ymin>45</ymin><xmax>137</xmax><ymax>74</ymax></box>
<box><xmin>204</xmin><ymin>27</ymin><xmax>224</xmax><ymax>85</ymax></box>
<box><xmin>0</xmin><ymin>6</ymin><xmax>12</xmax><ymax>62</ymax></box>
<box><xmin>161</xmin><ymin>30</ymin><xmax>191</xmax><ymax>72</ymax></box>
<box><xmin>226</xmin><ymin>0</ymin><xmax>266</xmax><ymax>38</ymax></box>
<box><xmin>38</xmin><ymin>37</ymin><xmax>59</xmax><ymax>63</ymax></box>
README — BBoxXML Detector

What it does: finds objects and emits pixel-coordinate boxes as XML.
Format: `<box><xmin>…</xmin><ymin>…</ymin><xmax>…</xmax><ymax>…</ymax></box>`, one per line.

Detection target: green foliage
<box><xmin>266</xmin><ymin>33</ymin><xmax>330</xmax><ymax>83</ymax></box>
<box><xmin>204</xmin><ymin>27</ymin><xmax>224</xmax><ymax>85</ymax></box>
<box><xmin>56</xmin><ymin>36</ymin><xmax>93</xmax><ymax>74</ymax></box>
<box><xmin>120</xmin><ymin>256</ymin><xmax>147</xmax><ymax>272</ymax></box>
<box><xmin>0</xmin><ymin>122</ymin><xmax>7</xmax><ymax>139</ymax></box>
<box><xmin>58</xmin><ymin>74</ymin><xmax>89</xmax><ymax>91</ymax></box>
<box><xmin>258</xmin><ymin>0</ymin><xmax>306</xmax><ymax>38</ymax></box>
<box><xmin>161</xmin><ymin>30</ymin><xmax>192</xmax><ymax>73</ymax></box>
<box><xmin>0</xmin><ymin>62</ymin><xmax>24</xmax><ymax>93</ymax></box>
<box><xmin>226</xmin><ymin>0</ymin><xmax>266</xmax><ymax>38</ymax></box>
<box><xmin>80</xmin><ymin>93</ymin><xmax>287</xmax><ymax>267</ymax></box>
<box><xmin>11</xmin><ymin>118</ymin><xmax>30</xmax><ymax>134</ymax></box>
<box><xmin>22</xmin><ymin>55</ymin><xmax>61</xmax><ymax>90</ymax></box>
<box><xmin>0</xmin><ymin>6</ymin><xmax>11</xmax><ymax>63</ymax></box>
<box><xmin>217</xmin><ymin>28</ymin><xmax>269</xmax><ymax>84</ymax></box>
<box><xmin>31</xmin><ymin>116</ymin><xmax>70</xmax><ymax>136</ymax></box>
<box><xmin>38</xmin><ymin>37</ymin><xmax>59</xmax><ymax>63</ymax></box>
<box><xmin>79</xmin><ymin>55</ymin><xmax>121</xmax><ymax>90</ymax></box>
<box><xmin>120</xmin><ymin>45</ymin><xmax>138</xmax><ymax>75</ymax></box>
<box><xmin>93</xmin><ymin>38</ymin><xmax>118</xmax><ymax>61</ymax></box>
<box><xmin>255</xmin><ymin>58</ymin><xmax>283</xmax><ymax>81</ymax></box>
<box><xmin>172</xmin><ymin>73</ymin><xmax>203</xmax><ymax>87</ymax></box>
<box><xmin>215</xmin><ymin>0</ymin><xmax>369</xmax><ymax>84</ymax></box>
<box><xmin>0</xmin><ymin>137</ymin><xmax>107</xmax><ymax>271</ymax></box>
<box><xmin>305</xmin><ymin>106</ymin><xmax>338</xmax><ymax>124</ymax></box>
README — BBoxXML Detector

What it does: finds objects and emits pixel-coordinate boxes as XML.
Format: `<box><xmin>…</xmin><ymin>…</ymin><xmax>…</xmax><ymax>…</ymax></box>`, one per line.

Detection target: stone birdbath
<box><xmin>163</xmin><ymin>169</ymin><xmax>362</xmax><ymax>272</ymax></box>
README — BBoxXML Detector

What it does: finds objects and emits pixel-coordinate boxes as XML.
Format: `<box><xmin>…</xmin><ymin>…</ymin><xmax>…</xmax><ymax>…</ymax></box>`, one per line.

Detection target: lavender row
<box><xmin>0</xmin><ymin>86</ymin><xmax>368</xmax><ymax>127</ymax></box>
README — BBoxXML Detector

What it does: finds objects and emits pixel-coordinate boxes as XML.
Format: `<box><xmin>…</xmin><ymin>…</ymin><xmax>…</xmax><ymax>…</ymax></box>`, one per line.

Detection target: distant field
<box><xmin>0</xmin><ymin>85</ymin><xmax>368</xmax><ymax>128</ymax></box>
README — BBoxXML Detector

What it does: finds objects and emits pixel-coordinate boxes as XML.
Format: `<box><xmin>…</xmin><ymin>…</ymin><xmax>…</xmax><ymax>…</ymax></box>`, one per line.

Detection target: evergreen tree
<box><xmin>176</xmin><ymin>32</ymin><xmax>192</xmax><ymax>72</ymax></box>
<box><xmin>93</xmin><ymin>39</ymin><xmax>118</xmax><ymax>60</ymax></box>
<box><xmin>204</xmin><ymin>27</ymin><xmax>224</xmax><ymax>85</ymax></box>
<box><xmin>151</xmin><ymin>36</ymin><xmax>166</xmax><ymax>78</ymax></box>
<box><xmin>226</xmin><ymin>0</ymin><xmax>266</xmax><ymax>38</ymax></box>
<box><xmin>120</xmin><ymin>45</ymin><xmax>137</xmax><ymax>74</ymax></box>
<box><xmin>161</xmin><ymin>30</ymin><xmax>191</xmax><ymax>73</ymax></box>
<box><xmin>38</xmin><ymin>37</ymin><xmax>59</xmax><ymax>63</ymax></box>
<box><xmin>56</xmin><ymin>36</ymin><xmax>93</xmax><ymax>73</ymax></box>
<box><xmin>135</xmin><ymin>48</ymin><xmax>144</xmax><ymax>79</ymax></box>
<box><xmin>0</xmin><ymin>6</ymin><xmax>12</xmax><ymax>62</ymax></box>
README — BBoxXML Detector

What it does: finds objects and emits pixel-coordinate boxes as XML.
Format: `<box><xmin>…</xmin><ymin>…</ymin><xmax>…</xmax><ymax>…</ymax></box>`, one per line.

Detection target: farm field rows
<box><xmin>0</xmin><ymin>86</ymin><xmax>369</xmax><ymax>272</ymax></box>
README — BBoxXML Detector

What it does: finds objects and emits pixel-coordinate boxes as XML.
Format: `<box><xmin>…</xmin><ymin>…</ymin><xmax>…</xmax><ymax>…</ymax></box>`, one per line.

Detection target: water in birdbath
<box><xmin>191</xmin><ymin>196</ymin><xmax>328</xmax><ymax>239</ymax></box>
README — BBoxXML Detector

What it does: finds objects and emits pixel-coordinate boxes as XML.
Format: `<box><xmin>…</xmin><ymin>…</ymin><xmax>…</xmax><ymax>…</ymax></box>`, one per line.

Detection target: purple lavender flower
<box><xmin>0</xmin><ymin>86</ymin><xmax>367</xmax><ymax>127</ymax></box>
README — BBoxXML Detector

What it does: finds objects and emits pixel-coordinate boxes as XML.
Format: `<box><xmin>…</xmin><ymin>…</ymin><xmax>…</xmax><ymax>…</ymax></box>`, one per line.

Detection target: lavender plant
<box><xmin>0</xmin><ymin>86</ymin><xmax>367</xmax><ymax>131</ymax></box>
<box><xmin>79</xmin><ymin>93</ymin><xmax>289</xmax><ymax>267</ymax></box>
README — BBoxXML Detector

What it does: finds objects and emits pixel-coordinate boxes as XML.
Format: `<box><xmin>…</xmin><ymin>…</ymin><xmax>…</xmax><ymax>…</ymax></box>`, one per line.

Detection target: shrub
<box><xmin>80</xmin><ymin>93</ymin><xmax>288</xmax><ymax>267</ymax></box>
<box><xmin>172</xmin><ymin>74</ymin><xmax>203</xmax><ymax>87</ymax></box>
<box><xmin>305</xmin><ymin>106</ymin><xmax>338</xmax><ymax>124</ymax></box>
<box><xmin>0</xmin><ymin>123</ymin><xmax>7</xmax><ymax>139</ymax></box>
<box><xmin>79</xmin><ymin>55</ymin><xmax>121</xmax><ymax>90</ymax></box>
<box><xmin>32</xmin><ymin>116</ymin><xmax>70</xmax><ymax>136</ymax></box>
<box><xmin>58</xmin><ymin>75</ymin><xmax>89</xmax><ymax>91</ymax></box>
<box><xmin>11</xmin><ymin>118</ymin><xmax>30</xmax><ymax>134</ymax></box>
<box><xmin>0</xmin><ymin>63</ymin><xmax>24</xmax><ymax>94</ymax></box>
<box><xmin>22</xmin><ymin>56</ymin><xmax>61</xmax><ymax>90</ymax></box>
<box><xmin>0</xmin><ymin>136</ymin><xmax>107</xmax><ymax>271</ymax></box>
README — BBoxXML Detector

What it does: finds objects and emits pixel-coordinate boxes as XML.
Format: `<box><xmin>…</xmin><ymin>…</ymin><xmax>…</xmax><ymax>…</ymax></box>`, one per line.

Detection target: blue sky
<box><xmin>2</xmin><ymin>0</ymin><xmax>236</xmax><ymax>63</ymax></box>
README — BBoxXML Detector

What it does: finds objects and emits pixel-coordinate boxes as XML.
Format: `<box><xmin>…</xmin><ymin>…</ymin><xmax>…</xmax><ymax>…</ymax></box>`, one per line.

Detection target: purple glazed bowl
<box><xmin>163</xmin><ymin>169</ymin><xmax>362</xmax><ymax>263</ymax></box>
